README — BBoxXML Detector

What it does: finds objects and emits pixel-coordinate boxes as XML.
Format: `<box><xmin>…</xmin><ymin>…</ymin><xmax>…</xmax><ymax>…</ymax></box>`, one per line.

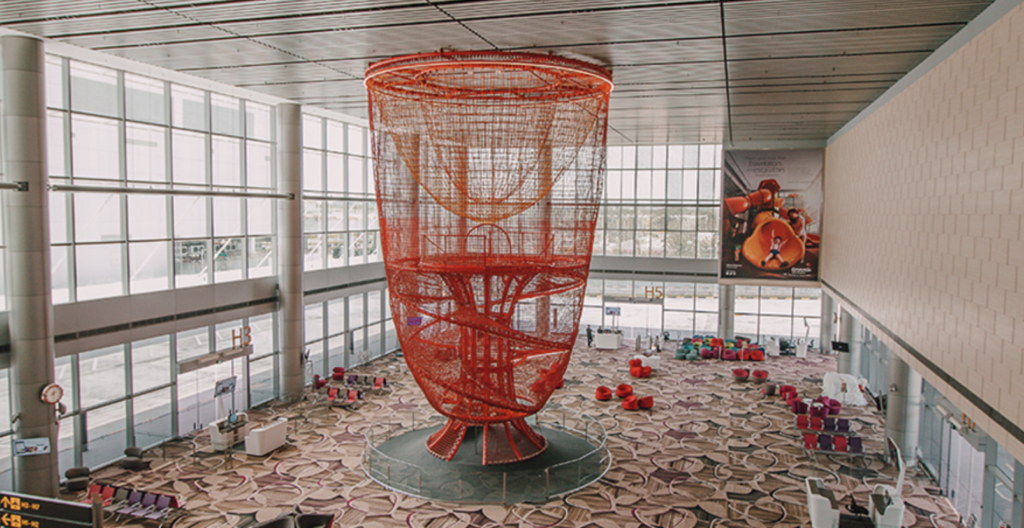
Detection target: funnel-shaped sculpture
<box><xmin>366</xmin><ymin>52</ymin><xmax>612</xmax><ymax>464</ymax></box>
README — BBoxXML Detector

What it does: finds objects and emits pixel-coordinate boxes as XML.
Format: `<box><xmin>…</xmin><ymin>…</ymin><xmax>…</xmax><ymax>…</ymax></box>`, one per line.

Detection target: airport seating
<box><xmin>595</xmin><ymin>386</ymin><xmax>612</xmax><ymax>401</ymax></box>
<box><xmin>732</xmin><ymin>368</ymin><xmax>749</xmax><ymax>381</ymax></box>
<box><xmin>806</xmin><ymin>477</ymin><xmax>841</xmax><ymax>528</ymax></box>
<box><xmin>245</xmin><ymin>418</ymin><xmax>288</xmax><ymax>456</ymax></box>
<box><xmin>616</xmin><ymin>384</ymin><xmax>633</xmax><ymax>398</ymax></box>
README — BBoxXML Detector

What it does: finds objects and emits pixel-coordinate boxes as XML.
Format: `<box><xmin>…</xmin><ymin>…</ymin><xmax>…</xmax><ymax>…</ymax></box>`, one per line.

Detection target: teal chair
<box><xmin>685</xmin><ymin>349</ymin><xmax>700</xmax><ymax>361</ymax></box>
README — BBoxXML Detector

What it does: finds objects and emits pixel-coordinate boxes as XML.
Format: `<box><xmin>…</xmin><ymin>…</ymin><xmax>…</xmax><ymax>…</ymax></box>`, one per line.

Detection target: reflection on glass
<box><xmin>72</xmin><ymin>115</ymin><xmax>120</xmax><ymax>179</ymax></box>
<box><xmin>129</xmin><ymin>241</ymin><xmax>170</xmax><ymax>294</ymax></box>
<box><xmin>213</xmin><ymin>238</ymin><xmax>245</xmax><ymax>283</ymax></box>
<box><xmin>248</xmin><ymin>236</ymin><xmax>274</xmax><ymax>278</ymax></box>
<box><xmin>76</xmin><ymin>243</ymin><xmax>124</xmax><ymax>300</ymax></box>
<box><xmin>174</xmin><ymin>239</ymin><xmax>209</xmax><ymax>287</ymax></box>
<box><xmin>125</xmin><ymin>73</ymin><xmax>166</xmax><ymax>124</ymax></box>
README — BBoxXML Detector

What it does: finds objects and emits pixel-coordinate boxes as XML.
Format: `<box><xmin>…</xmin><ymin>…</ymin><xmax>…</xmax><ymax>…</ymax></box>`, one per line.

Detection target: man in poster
<box><xmin>720</xmin><ymin>149</ymin><xmax>822</xmax><ymax>282</ymax></box>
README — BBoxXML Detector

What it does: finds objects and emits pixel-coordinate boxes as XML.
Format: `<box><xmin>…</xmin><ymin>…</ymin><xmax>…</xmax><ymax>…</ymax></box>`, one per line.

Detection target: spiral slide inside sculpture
<box><xmin>743</xmin><ymin>218</ymin><xmax>805</xmax><ymax>270</ymax></box>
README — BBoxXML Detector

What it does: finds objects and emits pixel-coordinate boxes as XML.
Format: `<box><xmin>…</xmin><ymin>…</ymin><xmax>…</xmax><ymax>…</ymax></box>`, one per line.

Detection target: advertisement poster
<box><xmin>720</xmin><ymin>149</ymin><xmax>822</xmax><ymax>282</ymax></box>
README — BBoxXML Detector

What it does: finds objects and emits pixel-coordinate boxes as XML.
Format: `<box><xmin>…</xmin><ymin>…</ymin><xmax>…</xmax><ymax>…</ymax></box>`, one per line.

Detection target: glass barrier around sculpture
<box><xmin>362</xmin><ymin>409</ymin><xmax>610</xmax><ymax>504</ymax></box>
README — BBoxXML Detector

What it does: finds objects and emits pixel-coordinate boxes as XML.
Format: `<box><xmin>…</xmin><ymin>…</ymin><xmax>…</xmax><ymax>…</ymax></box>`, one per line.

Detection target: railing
<box><xmin>361</xmin><ymin>409</ymin><xmax>610</xmax><ymax>504</ymax></box>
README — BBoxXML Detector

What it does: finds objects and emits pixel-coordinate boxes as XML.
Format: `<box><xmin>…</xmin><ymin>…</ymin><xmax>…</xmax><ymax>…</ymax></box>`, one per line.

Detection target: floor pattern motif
<box><xmin>81</xmin><ymin>340</ymin><xmax>961</xmax><ymax>527</ymax></box>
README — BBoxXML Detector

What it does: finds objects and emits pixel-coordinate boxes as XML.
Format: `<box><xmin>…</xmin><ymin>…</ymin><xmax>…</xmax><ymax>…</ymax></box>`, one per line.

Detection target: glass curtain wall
<box><xmin>300</xmin><ymin>114</ymin><xmax>379</xmax><ymax>268</ymax></box>
<box><xmin>46</xmin><ymin>55</ymin><xmax>277</xmax><ymax>302</ymax></box>
<box><xmin>302</xmin><ymin>285</ymin><xmax>394</xmax><ymax>383</ymax></box>
<box><xmin>597</xmin><ymin>145</ymin><xmax>721</xmax><ymax>258</ymax></box>
<box><xmin>734</xmin><ymin>286</ymin><xmax>822</xmax><ymax>345</ymax></box>
<box><xmin>581</xmin><ymin>279</ymin><xmax>724</xmax><ymax>339</ymax></box>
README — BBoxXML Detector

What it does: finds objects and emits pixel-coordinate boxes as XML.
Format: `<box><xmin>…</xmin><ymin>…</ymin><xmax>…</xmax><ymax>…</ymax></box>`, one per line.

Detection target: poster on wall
<box><xmin>720</xmin><ymin>149</ymin><xmax>823</xmax><ymax>282</ymax></box>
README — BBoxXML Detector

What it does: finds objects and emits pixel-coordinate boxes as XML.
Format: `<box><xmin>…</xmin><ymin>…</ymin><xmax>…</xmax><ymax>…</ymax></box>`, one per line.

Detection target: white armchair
<box><xmin>245</xmin><ymin>418</ymin><xmax>288</xmax><ymax>456</ymax></box>
<box><xmin>871</xmin><ymin>437</ymin><xmax>907</xmax><ymax>528</ymax></box>
<box><xmin>805</xmin><ymin>477</ymin><xmax>840</xmax><ymax>528</ymax></box>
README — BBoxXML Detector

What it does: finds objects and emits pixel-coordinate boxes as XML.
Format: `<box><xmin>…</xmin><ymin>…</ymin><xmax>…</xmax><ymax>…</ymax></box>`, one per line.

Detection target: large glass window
<box><xmin>301</xmin><ymin>114</ymin><xmax>376</xmax><ymax>268</ymax></box>
<box><xmin>597</xmin><ymin>145</ymin><xmax>721</xmax><ymax>258</ymax></box>
<box><xmin>733</xmin><ymin>286</ymin><xmax>821</xmax><ymax>345</ymax></box>
<box><xmin>49</xmin><ymin>57</ymin><xmax>280</xmax><ymax>301</ymax></box>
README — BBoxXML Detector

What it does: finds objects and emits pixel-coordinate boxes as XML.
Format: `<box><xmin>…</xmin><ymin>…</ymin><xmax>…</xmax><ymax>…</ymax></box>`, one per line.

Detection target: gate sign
<box><xmin>0</xmin><ymin>492</ymin><xmax>91</xmax><ymax>527</ymax></box>
<box><xmin>604</xmin><ymin>307</ymin><xmax>621</xmax><ymax>317</ymax></box>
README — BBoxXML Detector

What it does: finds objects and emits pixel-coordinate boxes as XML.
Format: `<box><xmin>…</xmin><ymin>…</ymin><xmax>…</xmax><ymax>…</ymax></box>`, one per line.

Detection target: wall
<box><xmin>823</xmin><ymin>3</ymin><xmax>1024</xmax><ymax>462</ymax></box>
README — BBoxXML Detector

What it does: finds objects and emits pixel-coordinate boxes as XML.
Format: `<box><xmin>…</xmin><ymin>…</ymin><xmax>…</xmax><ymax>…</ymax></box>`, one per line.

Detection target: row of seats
<box><xmin>87</xmin><ymin>484</ymin><xmax>182</xmax><ymax>525</ymax></box>
<box><xmin>797</xmin><ymin>415</ymin><xmax>851</xmax><ymax>433</ymax></box>
<box><xmin>803</xmin><ymin>433</ymin><xmax>863</xmax><ymax>453</ymax></box>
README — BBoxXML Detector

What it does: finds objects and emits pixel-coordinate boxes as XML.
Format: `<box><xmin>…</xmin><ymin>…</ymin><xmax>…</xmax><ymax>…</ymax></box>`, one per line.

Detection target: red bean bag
<box><xmin>333</xmin><ymin>366</ymin><xmax>345</xmax><ymax>374</ymax></box>
<box><xmin>640</xmin><ymin>366</ymin><xmax>652</xmax><ymax>378</ymax></box>
<box><xmin>710</xmin><ymin>338</ymin><xmax>724</xmax><ymax>348</ymax></box>
<box><xmin>750</xmin><ymin>349</ymin><xmax>765</xmax><ymax>361</ymax></box>
<box><xmin>622</xmin><ymin>395</ymin><xmax>640</xmax><ymax>410</ymax></box>
<box><xmin>779</xmin><ymin>385</ymin><xmax>797</xmax><ymax>399</ymax></box>
<box><xmin>616</xmin><ymin>384</ymin><xmax>634</xmax><ymax>398</ymax></box>
<box><xmin>739</xmin><ymin>349</ymin><xmax>751</xmax><ymax>361</ymax></box>
<box><xmin>595</xmin><ymin>386</ymin><xmax>613</xmax><ymax>401</ymax></box>
<box><xmin>629</xmin><ymin>358</ymin><xmax>643</xmax><ymax>368</ymax></box>
<box><xmin>732</xmin><ymin>368</ymin><xmax>749</xmax><ymax>381</ymax></box>
<box><xmin>721</xmin><ymin>349</ymin><xmax>738</xmax><ymax>361</ymax></box>
<box><xmin>638</xmin><ymin>396</ymin><xmax>654</xmax><ymax>409</ymax></box>
<box><xmin>700</xmin><ymin>348</ymin><xmax>718</xmax><ymax>359</ymax></box>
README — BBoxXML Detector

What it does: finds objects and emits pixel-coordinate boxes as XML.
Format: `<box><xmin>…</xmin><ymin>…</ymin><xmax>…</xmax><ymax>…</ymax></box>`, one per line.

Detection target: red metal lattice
<box><xmin>366</xmin><ymin>52</ymin><xmax>612</xmax><ymax>464</ymax></box>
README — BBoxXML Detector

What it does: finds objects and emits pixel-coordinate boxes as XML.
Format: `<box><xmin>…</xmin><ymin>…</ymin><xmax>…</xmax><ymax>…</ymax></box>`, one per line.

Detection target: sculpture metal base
<box><xmin>426</xmin><ymin>418</ymin><xmax>547</xmax><ymax>465</ymax></box>
<box><xmin>364</xmin><ymin>423</ymin><xmax>608</xmax><ymax>504</ymax></box>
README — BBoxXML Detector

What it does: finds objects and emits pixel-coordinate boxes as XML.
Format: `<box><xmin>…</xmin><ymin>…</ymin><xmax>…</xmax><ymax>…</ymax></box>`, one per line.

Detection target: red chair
<box><xmin>638</xmin><ymin>396</ymin><xmax>654</xmax><ymax>409</ymax></box>
<box><xmin>622</xmin><ymin>395</ymin><xmax>639</xmax><ymax>410</ymax></box>
<box><xmin>739</xmin><ymin>349</ymin><xmax>751</xmax><ymax>361</ymax></box>
<box><xmin>803</xmin><ymin>433</ymin><xmax>817</xmax><ymax>450</ymax></box>
<box><xmin>373</xmin><ymin>377</ymin><xmax>387</xmax><ymax>390</ymax></box>
<box><xmin>595</xmin><ymin>386</ymin><xmax>612</xmax><ymax>401</ymax></box>
<box><xmin>640</xmin><ymin>366</ymin><xmax>652</xmax><ymax>378</ymax></box>
<box><xmin>732</xmin><ymin>368</ymin><xmax>749</xmax><ymax>381</ymax></box>
<box><xmin>721</xmin><ymin>349</ymin><xmax>738</xmax><ymax>361</ymax></box>
<box><xmin>616</xmin><ymin>384</ymin><xmax>633</xmax><ymax>398</ymax></box>
<box><xmin>751</xmin><ymin>370</ymin><xmax>769</xmax><ymax>383</ymax></box>
<box><xmin>810</xmin><ymin>416</ymin><xmax>823</xmax><ymax>431</ymax></box>
<box><xmin>779</xmin><ymin>385</ymin><xmax>797</xmax><ymax>399</ymax></box>
<box><xmin>834</xmin><ymin>436</ymin><xmax>848</xmax><ymax>452</ymax></box>
<box><xmin>710</xmin><ymin>338</ymin><xmax>724</xmax><ymax>348</ymax></box>
<box><xmin>750</xmin><ymin>349</ymin><xmax>765</xmax><ymax>361</ymax></box>
<box><xmin>796</xmin><ymin>415</ymin><xmax>809</xmax><ymax>429</ymax></box>
<box><xmin>327</xmin><ymin>387</ymin><xmax>339</xmax><ymax>402</ymax></box>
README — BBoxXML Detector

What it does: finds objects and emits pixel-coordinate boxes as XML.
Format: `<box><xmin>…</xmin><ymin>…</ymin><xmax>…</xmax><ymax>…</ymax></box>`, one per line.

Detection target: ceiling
<box><xmin>0</xmin><ymin>0</ymin><xmax>994</xmax><ymax>145</ymax></box>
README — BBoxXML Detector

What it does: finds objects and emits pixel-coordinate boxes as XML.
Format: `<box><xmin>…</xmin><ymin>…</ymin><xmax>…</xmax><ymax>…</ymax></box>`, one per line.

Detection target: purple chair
<box><xmin>115</xmin><ymin>491</ymin><xmax>143</xmax><ymax>516</ymax></box>
<box><xmin>818</xmin><ymin>435</ymin><xmax>833</xmax><ymax>451</ymax></box>
<box><xmin>700</xmin><ymin>348</ymin><xmax>717</xmax><ymax>359</ymax></box>
<box><xmin>143</xmin><ymin>495</ymin><xmax>172</xmax><ymax>520</ymax></box>
<box><xmin>823</xmin><ymin>417</ymin><xmax>836</xmax><ymax>432</ymax></box>
<box><xmin>849</xmin><ymin>436</ymin><xmax>863</xmax><ymax>453</ymax></box>
<box><xmin>825</xmin><ymin>399</ymin><xmax>841</xmax><ymax>415</ymax></box>
<box><xmin>789</xmin><ymin>400</ymin><xmax>809</xmax><ymax>414</ymax></box>
<box><xmin>836</xmin><ymin>419</ymin><xmax>850</xmax><ymax>433</ymax></box>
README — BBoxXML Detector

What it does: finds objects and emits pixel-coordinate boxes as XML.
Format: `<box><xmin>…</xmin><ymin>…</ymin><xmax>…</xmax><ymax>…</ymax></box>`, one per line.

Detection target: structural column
<box><xmin>718</xmin><ymin>284</ymin><xmax>734</xmax><ymax>339</ymax></box>
<box><xmin>837</xmin><ymin>307</ymin><xmax>863</xmax><ymax>377</ymax></box>
<box><xmin>276</xmin><ymin>103</ymin><xmax>304</xmax><ymax>402</ymax></box>
<box><xmin>885</xmin><ymin>353</ymin><xmax>922</xmax><ymax>467</ymax></box>
<box><xmin>820</xmin><ymin>292</ymin><xmax>835</xmax><ymax>353</ymax></box>
<box><xmin>2</xmin><ymin>35</ymin><xmax>59</xmax><ymax>497</ymax></box>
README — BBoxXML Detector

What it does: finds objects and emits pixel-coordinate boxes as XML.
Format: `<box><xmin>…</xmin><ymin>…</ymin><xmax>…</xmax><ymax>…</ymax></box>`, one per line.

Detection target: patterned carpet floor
<box><xmin>77</xmin><ymin>339</ymin><xmax>962</xmax><ymax>527</ymax></box>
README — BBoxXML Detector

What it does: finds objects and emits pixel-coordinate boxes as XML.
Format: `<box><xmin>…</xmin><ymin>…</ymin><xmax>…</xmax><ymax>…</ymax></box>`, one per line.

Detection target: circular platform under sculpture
<box><xmin>365</xmin><ymin>52</ymin><xmax>613</xmax><ymax>464</ymax></box>
<box><xmin>362</xmin><ymin>412</ymin><xmax>610</xmax><ymax>504</ymax></box>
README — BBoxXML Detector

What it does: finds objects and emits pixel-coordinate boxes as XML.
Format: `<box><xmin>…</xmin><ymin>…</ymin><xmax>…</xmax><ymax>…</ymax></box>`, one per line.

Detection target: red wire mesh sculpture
<box><xmin>366</xmin><ymin>51</ymin><xmax>612</xmax><ymax>464</ymax></box>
